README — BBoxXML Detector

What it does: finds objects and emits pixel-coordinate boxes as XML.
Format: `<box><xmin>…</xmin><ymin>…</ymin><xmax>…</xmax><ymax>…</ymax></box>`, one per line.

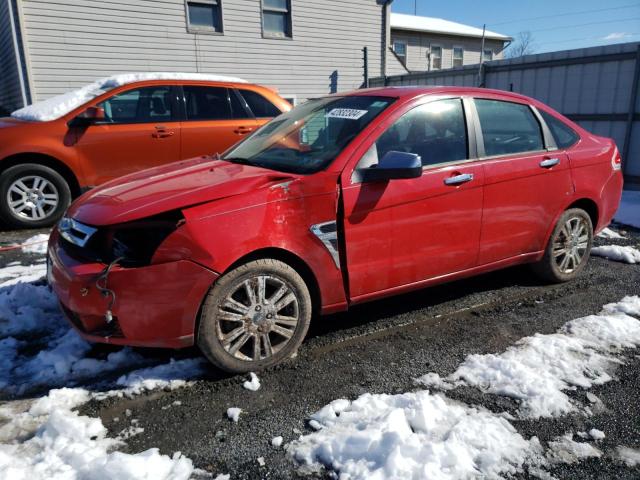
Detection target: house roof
<box><xmin>390</xmin><ymin>13</ymin><xmax>512</xmax><ymax>42</ymax></box>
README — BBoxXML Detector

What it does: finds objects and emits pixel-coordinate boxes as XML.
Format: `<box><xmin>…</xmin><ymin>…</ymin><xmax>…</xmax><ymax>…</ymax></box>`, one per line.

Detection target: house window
<box><xmin>483</xmin><ymin>49</ymin><xmax>493</xmax><ymax>62</ymax></box>
<box><xmin>453</xmin><ymin>46</ymin><xmax>464</xmax><ymax>67</ymax></box>
<box><xmin>186</xmin><ymin>0</ymin><xmax>223</xmax><ymax>33</ymax></box>
<box><xmin>262</xmin><ymin>0</ymin><xmax>292</xmax><ymax>38</ymax></box>
<box><xmin>393</xmin><ymin>41</ymin><xmax>407</xmax><ymax>61</ymax></box>
<box><xmin>431</xmin><ymin>45</ymin><xmax>442</xmax><ymax>70</ymax></box>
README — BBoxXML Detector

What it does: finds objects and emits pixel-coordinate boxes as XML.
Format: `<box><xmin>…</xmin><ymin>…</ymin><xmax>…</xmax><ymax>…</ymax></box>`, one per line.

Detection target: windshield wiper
<box><xmin>222</xmin><ymin>156</ymin><xmax>256</xmax><ymax>166</ymax></box>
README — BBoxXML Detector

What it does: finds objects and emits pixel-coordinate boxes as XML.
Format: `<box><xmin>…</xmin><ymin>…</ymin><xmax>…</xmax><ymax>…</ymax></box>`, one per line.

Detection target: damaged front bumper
<box><xmin>48</xmin><ymin>230</ymin><xmax>218</xmax><ymax>349</ymax></box>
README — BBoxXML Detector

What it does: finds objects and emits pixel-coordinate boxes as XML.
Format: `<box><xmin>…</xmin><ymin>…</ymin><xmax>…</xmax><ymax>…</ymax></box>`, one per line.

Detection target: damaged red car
<box><xmin>48</xmin><ymin>87</ymin><xmax>623</xmax><ymax>373</ymax></box>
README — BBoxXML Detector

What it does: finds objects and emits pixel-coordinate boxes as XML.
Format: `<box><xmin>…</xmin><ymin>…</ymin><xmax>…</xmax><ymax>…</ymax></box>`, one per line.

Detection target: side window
<box><xmin>474</xmin><ymin>99</ymin><xmax>544</xmax><ymax>156</ymax></box>
<box><xmin>99</xmin><ymin>86</ymin><xmax>173</xmax><ymax>124</ymax></box>
<box><xmin>238</xmin><ymin>89</ymin><xmax>282</xmax><ymax>118</ymax></box>
<box><xmin>540</xmin><ymin>110</ymin><xmax>579</xmax><ymax>149</ymax></box>
<box><xmin>372</xmin><ymin>99</ymin><xmax>468</xmax><ymax>167</ymax></box>
<box><xmin>183</xmin><ymin>86</ymin><xmax>233</xmax><ymax>120</ymax></box>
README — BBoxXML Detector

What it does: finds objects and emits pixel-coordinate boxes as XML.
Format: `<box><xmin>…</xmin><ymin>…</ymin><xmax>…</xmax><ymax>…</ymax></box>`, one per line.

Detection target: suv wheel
<box><xmin>532</xmin><ymin>208</ymin><xmax>593</xmax><ymax>283</ymax></box>
<box><xmin>198</xmin><ymin>259</ymin><xmax>312</xmax><ymax>373</ymax></box>
<box><xmin>0</xmin><ymin>163</ymin><xmax>71</xmax><ymax>228</ymax></box>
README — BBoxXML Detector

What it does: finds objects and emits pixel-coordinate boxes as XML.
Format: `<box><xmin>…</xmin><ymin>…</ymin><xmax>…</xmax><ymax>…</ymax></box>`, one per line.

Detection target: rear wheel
<box><xmin>198</xmin><ymin>259</ymin><xmax>312</xmax><ymax>373</ymax></box>
<box><xmin>0</xmin><ymin>163</ymin><xmax>71</xmax><ymax>228</ymax></box>
<box><xmin>531</xmin><ymin>208</ymin><xmax>593</xmax><ymax>283</ymax></box>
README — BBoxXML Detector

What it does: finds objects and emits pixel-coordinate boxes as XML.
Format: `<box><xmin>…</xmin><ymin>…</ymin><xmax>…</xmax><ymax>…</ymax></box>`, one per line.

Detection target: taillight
<box><xmin>611</xmin><ymin>147</ymin><xmax>622</xmax><ymax>171</ymax></box>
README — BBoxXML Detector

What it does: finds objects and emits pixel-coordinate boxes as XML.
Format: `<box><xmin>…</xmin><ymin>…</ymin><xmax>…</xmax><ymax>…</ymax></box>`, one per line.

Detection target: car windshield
<box><xmin>222</xmin><ymin>96</ymin><xmax>395</xmax><ymax>174</ymax></box>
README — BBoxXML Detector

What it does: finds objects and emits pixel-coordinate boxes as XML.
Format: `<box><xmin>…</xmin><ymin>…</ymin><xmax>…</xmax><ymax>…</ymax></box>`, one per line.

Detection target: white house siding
<box><xmin>0</xmin><ymin>0</ymin><xmax>26</xmax><ymax>113</ymax></box>
<box><xmin>18</xmin><ymin>0</ymin><xmax>385</xmax><ymax>103</ymax></box>
<box><xmin>388</xmin><ymin>30</ymin><xmax>506</xmax><ymax>76</ymax></box>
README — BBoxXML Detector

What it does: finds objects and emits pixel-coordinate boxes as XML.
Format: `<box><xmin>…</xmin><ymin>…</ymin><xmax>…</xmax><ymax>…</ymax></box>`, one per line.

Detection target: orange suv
<box><xmin>0</xmin><ymin>73</ymin><xmax>291</xmax><ymax>228</ymax></box>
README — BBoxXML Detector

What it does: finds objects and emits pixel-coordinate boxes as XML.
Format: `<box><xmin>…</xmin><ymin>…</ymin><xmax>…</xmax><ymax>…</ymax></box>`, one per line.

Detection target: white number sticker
<box><xmin>326</xmin><ymin>108</ymin><xmax>368</xmax><ymax>120</ymax></box>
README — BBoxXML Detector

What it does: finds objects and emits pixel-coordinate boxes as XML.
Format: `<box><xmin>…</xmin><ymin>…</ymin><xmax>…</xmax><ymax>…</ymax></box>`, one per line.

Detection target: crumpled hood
<box><xmin>68</xmin><ymin>156</ymin><xmax>297</xmax><ymax>226</ymax></box>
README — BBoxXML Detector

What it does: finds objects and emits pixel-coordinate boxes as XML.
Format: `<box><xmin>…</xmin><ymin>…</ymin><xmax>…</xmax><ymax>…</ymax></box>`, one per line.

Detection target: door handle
<box><xmin>152</xmin><ymin>126</ymin><xmax>174</xmax><ymax>139</ymax></box>
<box><xmin>234</xmin><ymin>126</ymin><xmax>254</xmax><ymax>135</ymax></box>
<box><xmin>540</xmin><ymin>158</ymin><xmax>560</xmax><ymax>168</ymax></box>
<box><xmin>444</xmin><ymin>173</ymin><xmax>474</xmax><ymax>185</ymax></box>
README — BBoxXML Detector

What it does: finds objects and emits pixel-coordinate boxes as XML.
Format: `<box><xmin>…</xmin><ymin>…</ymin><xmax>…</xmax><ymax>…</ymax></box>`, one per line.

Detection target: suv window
<box><xmin>99</xmin><ymin>86</ymin><xmax>173</xmax><ymax>124</ymax></box>
<box><xmin>372</xmin><ymin>99</ymin><xmax>468</xmax><ymax>167</ymax></box>
<box><xmin>475</xmin><ymin>99</ymin><xmax>544</xmax><ymax>156</ymax></box>
<box><xmin>184</xmin><ymin>86</ymin><xmax>234</xmax><ymax>120</ymax></box>
<box><xmin>540</xmin><ymin>110</ymin><xmax>579</xmax><ymax>149</ymax></box>
<box><xmin>238</xmin><ymin>89</ymin><xmax>282</xmax><ymax>118</ymax></box>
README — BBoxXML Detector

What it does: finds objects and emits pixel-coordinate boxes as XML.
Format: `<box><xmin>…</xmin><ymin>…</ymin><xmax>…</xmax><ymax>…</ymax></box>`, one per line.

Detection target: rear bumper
<box><xmin>48</xmin><ymin>232</ymin><xmax>218</xmax><ymax>349</ymax></box>
<box><xmin>598</xmin><ymin>171</ymin><xmax>624</xmax><ymax>231</ymax></box>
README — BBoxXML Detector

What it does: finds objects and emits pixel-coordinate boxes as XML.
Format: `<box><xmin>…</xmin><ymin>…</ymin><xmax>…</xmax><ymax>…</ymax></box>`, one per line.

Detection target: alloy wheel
<box><xmin>6</xmin><ymin>175</ymin><xmax>59</xmax><ymax>221</ymax></box>
<box><xmin>552</xmin><ymin>216</ymin><xmax>589</xmax><ymax>274</ymax></box>
<box><xmin>216</xmin><ymin>274</ymin><xmax>300</xmax><ymax>362</ymax></box>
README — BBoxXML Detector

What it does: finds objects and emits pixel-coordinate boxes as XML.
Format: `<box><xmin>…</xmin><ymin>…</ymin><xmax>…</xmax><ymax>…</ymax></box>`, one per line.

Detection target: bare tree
<box><xmin>505</xmin><ymin>31</ymin><xmax>537</xmax><ymax>58</ymax></box>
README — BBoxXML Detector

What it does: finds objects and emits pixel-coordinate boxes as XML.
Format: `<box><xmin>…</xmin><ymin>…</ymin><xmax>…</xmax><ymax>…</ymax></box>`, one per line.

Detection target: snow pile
<box><xmin>113</xmin><ymin>358</ymin><xmax>207</xmax><ymax>397</ymax></box>
<box><xmin>616</xmin><ymin>446</ymin><xmax>640</xmax><ymax>467</ymax></box>
<box><xmin>591</xmin><ymin>245</ymin><xmax>640</xmax><ymax>264</ymax></box>
<box><xmin>227</xmin><ymin>407</ymin><xmax>242</xmax><ymax>423</ymax></box>
<box><xmin>614</xmin><ymin>190</ymin><xmax>640</xmax><ymax>229</ymax></box>
<box><xmin>0</xmin><ymin>388</ymin><xmax>194</xmax><ymax>480</ymax></box>
<box><xmin>596</xmin><ymin>227</ymin><xmax>624</xmax><ymax>239</ymax></box>
<box><xmin>11</xmin><ymin>72</ymin><xmax>248</xmax><ymax>122</ymax></box>
<box><xmin>0</xmin><ymin>262</ymin><xmax>47</xmax><ymax>288</ymax></box>
<box><xmin>588</xmin><ymin>428</ymin><xmax>605</xmax><ymax>440</ymax></box>
<box><xmin>243</xmin><ymin>372</ymin><xmax>261</xmax><ymax>391</ymax></box>
<box><xmin>546</xmin><ymin>433</ymin><xmax>602</xmax><ymax>464</ymax></box>
<box><xmin>289</xmin><ymin>392</ymin><xmax>542</xmax><ymax>480</ymax></box>
<box><xmin>418</xmin><ymin>296</ymin><xmax>640</xmax><ymax>418</ymax></box>
<box><xmin>20</xmin><ymin>233</ymin><xmax>50</xmax><ymax>255</ymax></box>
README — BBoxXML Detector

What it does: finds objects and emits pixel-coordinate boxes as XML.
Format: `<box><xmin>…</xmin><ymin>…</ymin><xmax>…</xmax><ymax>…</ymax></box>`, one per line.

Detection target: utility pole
<box><xmin>414</xmin><ymin>0</ymin><xmax>417</xmax><ymax>15</ymax></box>
<box><xmin>478</xmin><ymin>24</ymin><xmax>486</xmax><ymax>87</ymax></box>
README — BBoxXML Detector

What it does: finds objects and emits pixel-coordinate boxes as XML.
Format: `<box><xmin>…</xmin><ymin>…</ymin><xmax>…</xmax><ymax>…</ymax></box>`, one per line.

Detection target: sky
<box><xmin>392</xmin><ymin>0</ymin><xmax>640</xmax><ymax>53</ymax></box>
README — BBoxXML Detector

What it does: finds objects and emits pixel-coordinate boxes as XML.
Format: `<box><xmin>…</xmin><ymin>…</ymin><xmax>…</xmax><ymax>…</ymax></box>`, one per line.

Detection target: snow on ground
<box><xmin>289</xmin><ymin>392</ymin><xmax>543</xmax><ymax>480</ymax></box>
<box><xmin>20</xmin><ymin>233</ymin><xmax>50</xmax><ymax>255</ymax></box>
<box><xmin>614</xmin><ymin>190</ymin><xmax>640</xmax><ymax>229</ymax></box>
<box><xmin>418</xmin><ymin>296</ymin><xmax>640</xmax><ymax>418</ymax></box>
<box><xmin>227</xmin><ymin>407</ymin><xmax>242</xmax><ymax>423</ymax></box>
<box><xmin>596</xmin><ymin>227</ymin><xmax>625</xmax><ymax>239</ymax></box>
<box><xmin>546</xmin><ymin>433</ymin><xmax>602</xmax><ymax>464</ymax></box>
<box><xmin>289</xmin><ymin>297</ymin><xmax>640</xmax><ymax>478</ymax></box>
<box><xmin>616</xmin><ymin>446</ymin><xmax>640</xmax><ymax>467</ymax></box>
<box><xmin>591</xmin><ymin>245</ymin><xmax>640</xmax><ymax>264</ymax></box>
<box><xmin>0</xmin><ymin>262</ymin><xmax>211</xmax><ymax>479</ymax></box>
<box><xmin>243</xmin><ymin>372</ymin><xmax>261</xmax><ymax>391</ymax></box>
<box><xmin>11</xmin><ymin>72</ymin><xmax>248</xmax><ymax>122</ymax></box>
<box><xmin>271</xmin><ymin>436</ymin><xmax>283</xmax><ymax>448</ymax></box>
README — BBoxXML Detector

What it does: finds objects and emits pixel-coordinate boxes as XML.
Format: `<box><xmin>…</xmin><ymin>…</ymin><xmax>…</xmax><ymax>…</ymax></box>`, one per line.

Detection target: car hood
<box><xmin>68</xmin><ymin>156</ymin><xmax>298</xmax><ymax>226</ymax></box>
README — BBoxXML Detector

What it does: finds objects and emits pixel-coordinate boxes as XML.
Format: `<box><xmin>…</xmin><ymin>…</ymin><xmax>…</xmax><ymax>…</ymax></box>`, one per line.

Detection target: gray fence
<box><xmin>370</xmin><ymin>42</ymin><xmax>640</xmax><ymax>187</ymax></box>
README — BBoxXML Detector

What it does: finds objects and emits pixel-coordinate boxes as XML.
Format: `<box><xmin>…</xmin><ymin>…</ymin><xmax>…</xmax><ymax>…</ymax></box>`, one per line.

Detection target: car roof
<box><xmin>348</xmin><ymin>86</ymin><xmax>534</xmax><ymax>103</ymax></box>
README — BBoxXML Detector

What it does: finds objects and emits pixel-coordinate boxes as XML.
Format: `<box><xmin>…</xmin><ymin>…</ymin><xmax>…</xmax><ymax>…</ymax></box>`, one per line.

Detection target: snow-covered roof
<box><xmin>391</xmin><ymin>13</ymin><xmax>512</xmax><ymax>41</ymax></box>
<box><xmin>11</xmin><ymin>72</ymin><xmax>248</xmax><ymax>122</ymax></box>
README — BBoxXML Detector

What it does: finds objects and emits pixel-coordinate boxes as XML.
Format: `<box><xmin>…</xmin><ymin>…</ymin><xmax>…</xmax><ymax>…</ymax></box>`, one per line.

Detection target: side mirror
<box><xmin>358</xmin><ymin>151</ymin><xmax>422</xmax><ymax>182</ymax></box>
<box><xmin>68</xmin><ymin>106</ymin><xmax>106</xmax><ymax>127</ymax></box>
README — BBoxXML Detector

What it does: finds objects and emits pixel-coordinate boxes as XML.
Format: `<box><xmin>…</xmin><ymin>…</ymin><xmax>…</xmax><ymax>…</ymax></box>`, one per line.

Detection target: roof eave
<box><xmin>390</xmin><ymin>25</ymin><xmax>512</xmax><ymax>42</ymax></box>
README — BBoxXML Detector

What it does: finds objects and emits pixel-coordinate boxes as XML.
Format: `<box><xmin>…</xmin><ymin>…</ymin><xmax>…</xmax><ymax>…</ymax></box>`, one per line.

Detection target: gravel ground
<box><xmin>2</xmin><ymin>224</ymin><xmax>640</xmax><ymax>479</ymax></box>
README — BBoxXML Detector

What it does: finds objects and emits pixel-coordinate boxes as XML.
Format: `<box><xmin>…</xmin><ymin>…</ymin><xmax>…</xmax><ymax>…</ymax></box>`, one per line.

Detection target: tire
<box><xmin>0</xmin><ymin>163</ymin><xmax>71</xmax><ymax>229</ymax></box>
<box><xmin>198</xmin><ymin>258</ymin><xmax>312</xmax><ymax>373</ymax></box>
<box><xmin>531</xmin><ymin>208</ymin><xmax>593</xmax><ymax>283</ymax></box>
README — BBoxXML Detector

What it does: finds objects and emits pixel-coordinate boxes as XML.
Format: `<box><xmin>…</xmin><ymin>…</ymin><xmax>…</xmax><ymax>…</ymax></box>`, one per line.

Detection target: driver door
<box><xmin>70</xmin><ymin>85</ymin><xmax>181</xmax><ymax>185</ymax></box>
<box><xmin>340</xmin><ymin>98</ymin><xmax>485</xmax><ymax>301</ymax></box>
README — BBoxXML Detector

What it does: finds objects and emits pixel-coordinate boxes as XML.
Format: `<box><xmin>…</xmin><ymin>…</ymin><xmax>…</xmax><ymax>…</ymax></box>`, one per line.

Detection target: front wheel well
<box><xmin>0</xmin><ymin>153</ymin><xmax>81</xmax><ymax>197</ymax></box>
<box><xmin>225</xmin><ymin>248</ymin><xmax>322</xmax><ymax>317</ymax></box>
<box><xmin>567</xmin><ymin>198</ymin><xmax>599</xmax><ymax>228</ymax></box>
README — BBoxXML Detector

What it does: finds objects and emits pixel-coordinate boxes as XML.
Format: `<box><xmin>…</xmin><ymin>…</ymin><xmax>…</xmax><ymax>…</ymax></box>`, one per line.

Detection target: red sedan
<box><xmin>48</xmin><ymin>87</ymin><xmax>624</xmax><ymax>373</ymax></box>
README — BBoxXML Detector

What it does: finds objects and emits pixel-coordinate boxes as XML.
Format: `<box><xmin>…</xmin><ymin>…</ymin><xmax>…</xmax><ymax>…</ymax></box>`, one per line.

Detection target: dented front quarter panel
<box><xmin>172</xmin><ymin>171</ymin><xmax>348</xmax><ymax>312</ymax></box>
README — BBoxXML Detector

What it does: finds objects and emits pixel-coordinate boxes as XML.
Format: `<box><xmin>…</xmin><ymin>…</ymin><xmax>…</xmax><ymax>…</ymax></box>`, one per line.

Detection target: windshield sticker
<box><xmin>326</xmin><ymin>108</ymin><xmax>368</xmax><ymax>120</ymax></box>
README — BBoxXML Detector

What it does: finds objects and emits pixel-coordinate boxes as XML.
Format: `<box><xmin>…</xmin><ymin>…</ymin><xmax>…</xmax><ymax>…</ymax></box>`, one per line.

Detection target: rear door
<box><xmin>179</xmin><ymin>85</ymin><xmax>259</xmax><ymax>159</ymax></box>
<box><xmin>473</xmin><ymin>97</ymin><xmax>573</xmax><ymax>265</ymax></box>
<box><xmin>341</xmin><ymin>97</ymin><xmax>485</xmax><ymax>300</ymax></box>
<box><xmin>71</xmin><ymin>85</ymin><xmax>182</xmax><ymax>185</ymax></box>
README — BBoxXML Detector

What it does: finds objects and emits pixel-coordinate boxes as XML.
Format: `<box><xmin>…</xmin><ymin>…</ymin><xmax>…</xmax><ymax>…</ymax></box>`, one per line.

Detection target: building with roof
<box><xmin>388</xmin><ymin>12</ymin><xmax>512</xmax><ymax>75</ymax></box>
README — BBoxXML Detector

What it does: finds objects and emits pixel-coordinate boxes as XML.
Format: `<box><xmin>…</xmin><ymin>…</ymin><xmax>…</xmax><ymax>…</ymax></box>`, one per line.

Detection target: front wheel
<box><xmin>0</xmin><ymin>163</ymin><xmax>71</xmax><ymax>228</ymax></box>
<box><xmin>531</xmin><ymin>208</ymin><xmax>593</xmax><ymax>283</ymax></box>
<box><xmin>198</xmin><ymin>259</ymin><xmax>312</xmax><ymax>373</ymax></box>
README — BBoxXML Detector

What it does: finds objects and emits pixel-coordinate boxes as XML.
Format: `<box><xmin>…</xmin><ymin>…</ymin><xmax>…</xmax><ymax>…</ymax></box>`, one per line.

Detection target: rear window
<box><xmin>540</xmin><ymin>110</ymin><xmax>579</xmax><ymax>149</ymax></box>
<box><xmin>238</xmin><ymin>89</ymin><xmax>282</xmax><ymax>118</ymax></box>
<box><xmin>475</xmin><ymin>99</ymin><xmax>544</xmax><ymax>156</ymax></box>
